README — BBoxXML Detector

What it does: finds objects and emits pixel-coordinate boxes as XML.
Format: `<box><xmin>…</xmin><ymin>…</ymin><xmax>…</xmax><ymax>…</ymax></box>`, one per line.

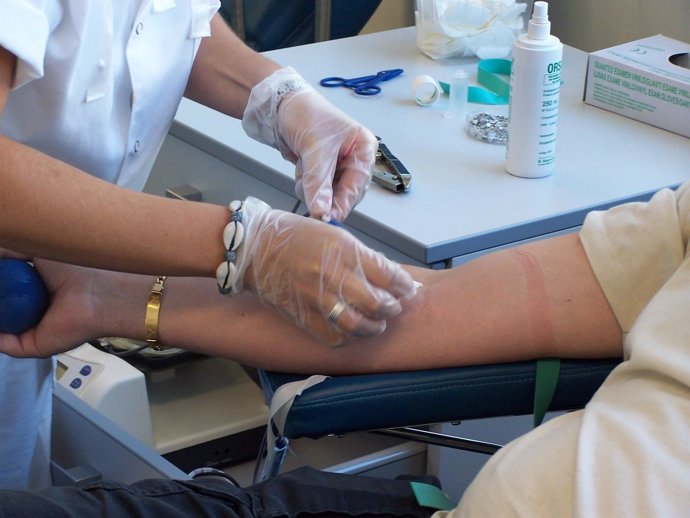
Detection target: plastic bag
<box><xmin>415</xmin><ymin>0</ymin><xmax>531</xmax><ymax>61</ymax></box>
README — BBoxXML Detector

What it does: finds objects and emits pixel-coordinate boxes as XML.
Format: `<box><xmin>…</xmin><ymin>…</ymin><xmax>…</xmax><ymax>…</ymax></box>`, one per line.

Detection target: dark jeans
<box><xmin>0</xmin><ymin>467</ymin><xmax>435</xmax><ymax>518</ymax></box>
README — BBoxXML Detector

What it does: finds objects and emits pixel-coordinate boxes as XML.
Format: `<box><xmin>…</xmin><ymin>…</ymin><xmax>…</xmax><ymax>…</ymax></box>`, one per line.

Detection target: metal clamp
<box><xmin>373</xmin><ymin>137</ymin><xmax>411</xmax><ymax>193</ymax></box>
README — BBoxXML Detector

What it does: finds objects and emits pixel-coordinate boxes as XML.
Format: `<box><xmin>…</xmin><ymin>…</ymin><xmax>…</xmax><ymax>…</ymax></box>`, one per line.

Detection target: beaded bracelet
<box><xmin>216</xmin><ymin>200</ymin><xmax>245</xmax><ymax>295</ymax></box>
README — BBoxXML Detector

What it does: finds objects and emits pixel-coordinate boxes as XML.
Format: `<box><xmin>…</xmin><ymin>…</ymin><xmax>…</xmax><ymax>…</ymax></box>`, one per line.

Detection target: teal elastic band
<box><xmin>440</xmin><ymin>58</ymin><xmax>511</xmax><ymax>105</ymax></box>
<box><xmin>410</xmin><ymin>481</ymin><xmax>456</xmax><ymax>511</ymax></box>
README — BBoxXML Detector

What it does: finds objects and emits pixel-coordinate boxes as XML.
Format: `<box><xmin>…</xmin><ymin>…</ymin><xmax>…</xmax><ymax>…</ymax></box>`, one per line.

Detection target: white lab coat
<box><xmin>0</xmin><ymin>0</ymin><xmax>219</xmax><ymax>488</ymax></box>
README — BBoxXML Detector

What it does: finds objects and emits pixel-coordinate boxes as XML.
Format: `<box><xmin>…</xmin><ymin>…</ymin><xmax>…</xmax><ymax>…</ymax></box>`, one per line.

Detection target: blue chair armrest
<box><xmin>258</xmin><ymin>358</ymin><xmax>620</xmax><ymax>439</ymax></box>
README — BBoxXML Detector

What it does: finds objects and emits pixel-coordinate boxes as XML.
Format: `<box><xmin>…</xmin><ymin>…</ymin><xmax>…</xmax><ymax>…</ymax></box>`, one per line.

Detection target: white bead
<box><xmin>216</xmin><ymin>261</ymin><xmax>237</xmax><ymax>290</ymax></box>
<box><xmin>216</xmin><ymin>262</ymin><xmax>228</xmax><ymax>288</ymax></box>
<box><xmin>223</xmin><ymin>221</ymin><xmax>245</xmax><ymax>250</ymax></box>
<box><xmin>229</xmin><ymin>200</ymin><xmax>242</xmax><ymax>212</ymax></box>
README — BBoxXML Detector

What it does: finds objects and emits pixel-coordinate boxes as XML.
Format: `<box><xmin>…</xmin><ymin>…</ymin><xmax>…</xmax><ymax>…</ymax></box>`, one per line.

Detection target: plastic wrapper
<box><xmin>415</xmin><ymin>0</ymin><xmax>531</xmax><ymax>61</ymax></box>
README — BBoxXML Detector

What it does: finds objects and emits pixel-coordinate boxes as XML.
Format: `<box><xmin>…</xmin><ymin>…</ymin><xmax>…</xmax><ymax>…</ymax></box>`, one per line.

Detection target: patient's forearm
<box><xmin>150</xmin><ymin>232</ymin><xmax>622</xmax><ymax>374</ymax></box>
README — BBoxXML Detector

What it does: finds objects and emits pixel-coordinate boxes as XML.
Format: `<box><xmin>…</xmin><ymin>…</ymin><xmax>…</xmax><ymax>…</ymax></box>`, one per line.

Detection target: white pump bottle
<box><xmin>505</xmin><ymin>1</ymin><xmax>563</xmax><ymax>178</ymax></box>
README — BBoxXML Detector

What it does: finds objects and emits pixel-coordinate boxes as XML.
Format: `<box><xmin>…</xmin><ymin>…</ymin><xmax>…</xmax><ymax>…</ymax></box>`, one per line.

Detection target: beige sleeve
<box><xmin>580</xmin><ymin>185</ymin><xmax>690</xmax><ymax>332</ymax></box>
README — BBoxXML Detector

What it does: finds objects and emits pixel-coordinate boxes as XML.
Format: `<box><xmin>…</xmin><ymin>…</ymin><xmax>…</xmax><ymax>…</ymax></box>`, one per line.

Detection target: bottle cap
<box><xmin>527</xmin><ymin>1</ymin><xmax>552</xmax><ymax>40</ymax></box>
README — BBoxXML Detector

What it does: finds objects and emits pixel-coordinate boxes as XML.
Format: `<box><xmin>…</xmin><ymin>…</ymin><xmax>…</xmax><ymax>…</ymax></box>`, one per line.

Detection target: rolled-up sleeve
<box><xmin>0</xmin><ymin>0</ymin><xmax>51</xmax><ymax>88</ymax></box>
<box><xmin>580</xmin><ymin>185</ymin><xmax>687</xmax><ymax>333</ymax></box>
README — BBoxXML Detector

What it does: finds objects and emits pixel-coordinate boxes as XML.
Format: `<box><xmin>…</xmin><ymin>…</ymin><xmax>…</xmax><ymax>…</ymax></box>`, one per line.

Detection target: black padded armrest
<box><xmin>258</xmin><ymin>358</ymin><xmax>621</xmax><ymax>439</ymax></box>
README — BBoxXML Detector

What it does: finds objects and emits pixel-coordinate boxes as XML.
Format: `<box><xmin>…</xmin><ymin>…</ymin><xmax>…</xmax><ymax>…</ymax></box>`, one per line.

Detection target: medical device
<box><xmin>373</xmin><ymin>137</ymin><xmax>412</xmax><ymax>192</ymax></box>
<box><xmin>57</xmin><ymin>342</ymin><xmax>268</xmax><ymax>472</ymax></box>
<box><xmin>444</xmin><ymin>69</ymin><xmax>469</xmax><ymax>119</ymax></box>
<box><xmin>56</xmin><ymin>343</ymin><xmax>154</xmax><ymax>445</ymax></box>
<box><xmin>320</xmin><ymin>69</ymin><xmax>404</xmax><ymax>96</ymax></box>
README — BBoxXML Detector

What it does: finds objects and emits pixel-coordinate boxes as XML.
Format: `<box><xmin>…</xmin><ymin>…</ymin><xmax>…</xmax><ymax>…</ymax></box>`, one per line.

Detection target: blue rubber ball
<box><xmin>0</xmin><ymin>259</ymin><xmax>49</xmax><ymax>335</ymax></box>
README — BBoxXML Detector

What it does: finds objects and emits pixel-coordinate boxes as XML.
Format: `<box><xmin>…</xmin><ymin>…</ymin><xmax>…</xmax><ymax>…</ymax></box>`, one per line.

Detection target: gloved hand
<box><xmin>223</xmin><ymin>197</ymin><xmax>418</xmax><ymax>346</ymax></box>
<box><xmin>242</xmin><ymin>67</ymin><xmax>377</xmax><ymax>222</ymax></box>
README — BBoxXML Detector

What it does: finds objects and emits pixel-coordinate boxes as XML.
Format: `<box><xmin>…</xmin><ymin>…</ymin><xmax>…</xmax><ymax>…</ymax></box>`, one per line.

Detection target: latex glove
<box><xmin>226</xmin><ymin>197</ymin><xmax>418</xmax><ymax>346</ymax></box>
<box><xmin>242</xmin><ymin>67</ymin><xmax>377</xmax><ymax>222</ymax></box>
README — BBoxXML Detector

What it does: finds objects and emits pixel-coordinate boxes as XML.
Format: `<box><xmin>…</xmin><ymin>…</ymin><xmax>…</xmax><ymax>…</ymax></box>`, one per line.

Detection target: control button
<box><xmin>70</xmin><ymin>378</ymin><xmax>82</xmax><ymax>389</ymax></box>
<box><xmin>79</xmin><ymin>365</ymin><xmax>92</xmax><ymax>376</ymax></box>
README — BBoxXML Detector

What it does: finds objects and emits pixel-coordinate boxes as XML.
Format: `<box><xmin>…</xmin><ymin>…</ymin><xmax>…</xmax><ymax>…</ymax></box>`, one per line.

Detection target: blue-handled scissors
<box><xmin>320</xmin><ymin>68</ymin><xmax>404</xmax><ymax>96</ymax></box>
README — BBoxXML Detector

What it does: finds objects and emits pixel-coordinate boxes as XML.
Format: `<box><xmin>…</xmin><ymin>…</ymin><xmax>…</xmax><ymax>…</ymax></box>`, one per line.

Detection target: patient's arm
<box><xmin>157</xmin><ymin>232</ymin><xmax>622</xmax><ymax>373</ymax></box>
<box><xmin>0</xmin><ymin>233</ymin><xmax>622</xmax><ymax>374</ymax></box>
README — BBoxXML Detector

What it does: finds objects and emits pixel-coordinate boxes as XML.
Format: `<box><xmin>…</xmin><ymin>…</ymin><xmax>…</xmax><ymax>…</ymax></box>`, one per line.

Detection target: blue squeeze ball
<box><xmin>0</xmin><ymin>259</ymin><xmax>49</xmax><ymax>334</ymax></box>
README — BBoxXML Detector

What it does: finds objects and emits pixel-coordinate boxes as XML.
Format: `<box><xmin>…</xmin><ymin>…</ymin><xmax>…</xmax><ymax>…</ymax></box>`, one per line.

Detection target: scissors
<box><xmin>320</xmin><ymin>68</ymin><xmax>404</xmax><ymax>96</ymax></box>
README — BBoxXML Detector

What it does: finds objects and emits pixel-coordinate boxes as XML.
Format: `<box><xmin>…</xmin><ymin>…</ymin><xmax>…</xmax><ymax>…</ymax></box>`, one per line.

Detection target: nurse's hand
<box><xmin>242</xmin><ymin>67</ymin><xmax>377</xmax><ymax>222</ymax></box>
<box><xmin>230</xmin><ymin>198</ymin><xmax>418</xmax><ymax>346</ymax></box>
<box><xmin>275</xmin><ymin>86</ymin><xmax>377</xmax><ymax>222</ymax></box>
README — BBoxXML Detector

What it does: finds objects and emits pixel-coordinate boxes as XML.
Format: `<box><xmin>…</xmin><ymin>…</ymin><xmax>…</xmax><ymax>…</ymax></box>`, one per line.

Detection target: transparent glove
<box><xmin>230</xmin><ymin>198</ymin><xmax>418</xmax><ymax>346</ymax></box>
<box><xmin>242</xmin><ymin>67</ymin><xmax>377</xmax><ymax>222</ymax></box>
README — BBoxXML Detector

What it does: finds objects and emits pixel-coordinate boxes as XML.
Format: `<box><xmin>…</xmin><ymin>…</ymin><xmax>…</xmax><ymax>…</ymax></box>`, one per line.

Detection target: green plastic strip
<box><xmin>410</xmin><ymin>481</ymin><xmax>456</xmax><ymax>511</ymax></box>
<box><xmin>533</xmin><ymin>358</ymin><xmax>561</xmax><ymax>428</ymax></box>
<box><xmin>440</xmin><ymin>58</ymin><xmax>511</xmax><ymax>105</ymax></box>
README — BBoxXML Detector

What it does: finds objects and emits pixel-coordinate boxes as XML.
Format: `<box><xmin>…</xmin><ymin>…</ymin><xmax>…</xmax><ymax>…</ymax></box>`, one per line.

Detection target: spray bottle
<box><xmin>505</xmin><ymin>1</ymin><xmax>563</xmax><ymax>178</ymax></box>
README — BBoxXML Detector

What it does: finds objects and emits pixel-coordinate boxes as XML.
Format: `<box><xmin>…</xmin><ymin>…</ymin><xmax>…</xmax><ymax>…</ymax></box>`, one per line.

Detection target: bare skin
<box><xmin>0</xmin><ymin>14</ymin><xmax>402</xmax><ymax>343</ymax></box>
<box><xmin>0</xmin><ymin>17</ymin><xmax>623</xmax><ymax>363</ymax></box>
<box><xmin>0</xmin><ymin>16</ymin><xmax>276</xmax><ymax>276</ymax></box>
<box><xmin>0</xmin><ymin>233</ymin><xmax>623</xmax><ymax>374</ymax></box>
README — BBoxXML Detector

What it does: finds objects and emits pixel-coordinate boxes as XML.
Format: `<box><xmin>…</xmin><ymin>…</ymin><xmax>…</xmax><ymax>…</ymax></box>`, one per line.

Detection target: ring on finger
<box><xmin>327</xmin><ymin>300</ymin><xmax>347</xmax><ymax>325</ymax></box>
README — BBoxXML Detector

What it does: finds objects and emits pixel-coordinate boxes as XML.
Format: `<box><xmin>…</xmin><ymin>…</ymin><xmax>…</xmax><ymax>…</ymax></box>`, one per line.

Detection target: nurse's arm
<box><xmin>0</xmin><ymin>46</ymin><xmax>227</xmax><ymax>277</ymax></box>
<box><xmin>1</xmin><ymin>233</ymin><xmax>623</xmax><ymax>373</ymax></box>
<box><xmin>184</xmin><ymin>14</ymin><xmax>281</xmax><ymax>118</ymax></box>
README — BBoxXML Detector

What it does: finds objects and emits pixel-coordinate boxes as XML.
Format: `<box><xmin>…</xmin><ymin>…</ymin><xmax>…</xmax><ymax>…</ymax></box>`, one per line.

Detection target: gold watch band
<box><xmin>145</xmin><ymin>276</ymin><xmax>167</xmax><ymax>351</ymax></box>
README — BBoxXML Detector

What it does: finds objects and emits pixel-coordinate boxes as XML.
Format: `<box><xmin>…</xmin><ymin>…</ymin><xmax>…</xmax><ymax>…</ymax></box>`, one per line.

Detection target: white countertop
<box><xmin>172</xmin><ymin>27</ymin><xmax>690</xmax><ymax>264</ymax></box>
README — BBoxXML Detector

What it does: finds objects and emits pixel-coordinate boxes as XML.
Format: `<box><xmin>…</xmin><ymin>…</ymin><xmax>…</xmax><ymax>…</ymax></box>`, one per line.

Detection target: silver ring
<box><xmin>327</xmin><ymin>300</ymin><xmax>346</xmax><ymax>324</ymax></box>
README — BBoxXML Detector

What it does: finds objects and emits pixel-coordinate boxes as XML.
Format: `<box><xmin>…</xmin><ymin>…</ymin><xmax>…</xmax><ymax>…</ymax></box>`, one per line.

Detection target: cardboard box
<box><xmin>583</xmin><ymin>35</ymin><xmax>690</xmax><ymax>138</ymax></box>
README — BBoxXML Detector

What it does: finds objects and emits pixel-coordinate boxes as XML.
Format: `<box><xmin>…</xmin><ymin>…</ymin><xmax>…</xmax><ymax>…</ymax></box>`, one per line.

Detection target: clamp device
<box><xmin>372</xmin><ymin>137</ymin><xmax>411</xmax><ymax>193</ymax></box>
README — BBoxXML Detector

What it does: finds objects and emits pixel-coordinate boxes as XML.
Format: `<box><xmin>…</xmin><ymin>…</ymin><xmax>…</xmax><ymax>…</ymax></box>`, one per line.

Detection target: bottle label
<box><xmin>538</xmin><ymin>59</ymin><xmax>561</xmax><ymax>166</ymax></box>
<box><xmin>505</xmin><ymin>45</ymin><xmax>563</xmax><ymax>178</ymax></box>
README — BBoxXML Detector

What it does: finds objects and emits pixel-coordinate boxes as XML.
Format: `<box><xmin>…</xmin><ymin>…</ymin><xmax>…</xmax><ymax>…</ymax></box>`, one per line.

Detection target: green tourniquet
<box><xmin>410</xmin><ymin>481</ymin><xmax>456</xmax><ymax>511</ymax></box>
<box><xmin>533</xmin><ymin>358</ymin><xmax>561</xmax><ymax>427</ymax></box>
